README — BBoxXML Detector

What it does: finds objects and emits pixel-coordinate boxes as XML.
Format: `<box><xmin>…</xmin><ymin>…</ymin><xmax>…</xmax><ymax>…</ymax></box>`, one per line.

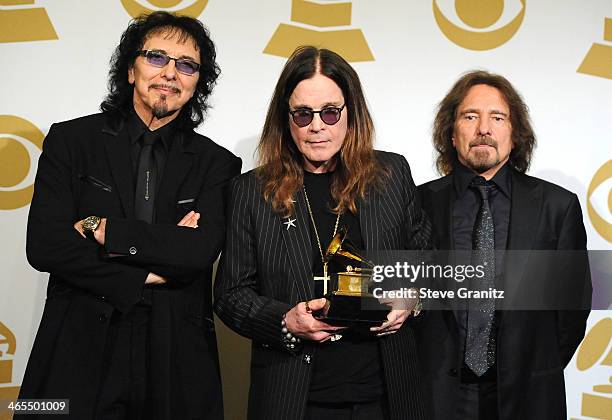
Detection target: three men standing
<box><xmin>19</xmin><ymin>12</ymin><xmax>240</xmax><ymax>420</ymax></box>
<box><xmin>18</xmin><ymin>11</ymin><xmax>592</xmax><ymax>418</ymax></box>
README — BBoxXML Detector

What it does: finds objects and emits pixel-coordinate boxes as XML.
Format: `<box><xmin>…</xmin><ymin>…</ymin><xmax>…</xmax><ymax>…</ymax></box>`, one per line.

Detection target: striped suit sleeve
<box><xmin>214</xmin><ymin>175</ymin><xmax>293</xmax><ymax>351</ymax></box>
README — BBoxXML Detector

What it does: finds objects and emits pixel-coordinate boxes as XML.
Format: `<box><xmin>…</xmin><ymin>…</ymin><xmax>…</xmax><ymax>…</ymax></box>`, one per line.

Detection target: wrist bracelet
<box><xmin>281</xmin><ymin>314</ymin><xmax>301</xmax><ymax>350</ymax></box>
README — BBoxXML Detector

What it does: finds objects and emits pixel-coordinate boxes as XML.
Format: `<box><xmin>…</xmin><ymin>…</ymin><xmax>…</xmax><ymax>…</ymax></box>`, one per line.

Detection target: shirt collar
<box><xmin>127</xmin><ymin>110</ymin><xmax>177</xmax><ymax>151</ymax></box>
<box><xmin>453</xmin><ymin>161</ymin><xmax>511</xmax><ymax>198</ymax></box>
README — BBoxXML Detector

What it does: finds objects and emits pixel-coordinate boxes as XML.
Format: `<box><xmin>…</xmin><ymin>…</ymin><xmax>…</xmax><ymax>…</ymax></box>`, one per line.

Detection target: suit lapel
<box><xmin>502</xmin><ymin>170</ymin><xmax>543</xmax><ymax>308</ymax></box>
<box><xmin>155</xmin><ymin>131</ymin><xmax>194</xmax><ymax>223</ymax></box>
<box><xmin>103</xmin><ymin>120</ymin><xmax>134</xmax><ymax>218</ymax></box>
<box><xmin>358</xmin><ymin>191</ymin><xmax>377</xmax><ymax>251</ymax></box>
<box><xmin>280</xmin><ymin>188</ymin><xmax>315</xmax><ymax>300</ymax></box>
<box><xmin>507</xmin><ymin>170</ymin><xmax>541</xmax><ymax>251</ymax></box>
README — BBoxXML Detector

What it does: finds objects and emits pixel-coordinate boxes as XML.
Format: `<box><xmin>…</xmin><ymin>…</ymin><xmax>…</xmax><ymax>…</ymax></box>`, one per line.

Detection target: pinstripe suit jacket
<box><xmin>215</xmin><ymin>151</ymin><xmax>432</xmax><ymax>420</ymax></box>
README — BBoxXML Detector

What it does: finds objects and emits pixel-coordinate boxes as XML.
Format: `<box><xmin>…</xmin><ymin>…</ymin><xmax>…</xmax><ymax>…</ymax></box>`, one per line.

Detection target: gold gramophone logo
<box><xmin>575</xmin><ymin>317</ymin><xmax>612</xmax><ymax>419</ymax></box>
<box><xmin>577</xmin><ymin>18</ymin><xmax>612</xmax><ymax>80</ymax></box>
<box><xmin>0</xmin><ymin>322</ymin><xmax>16</xmax><ymax>385</ymax></box>
<box><xmin>264</xmin><ymin>0</ymin><xmax>374</xmax><ymax>62</ymax></box>
<box><xmin>0</xmin><ymin>321</ymin><xmax>19</xmax><ymax>420</ymax></box>
<box><xmin>433</xmin><ymin>0</ymin><xmax>525</xmax><ymax>51</ymax></box>
<box><xmin>587</xmin><ymin>160</ymin><xmax>612</xmax><ymax>244</ymax></box>
<box><xmin>0</xmin><ymin>0</ymin><xmax>58</xmax><ymax>43</ymax></box>
<box><xmin>121</xmin><ymin>0</ymin><xmax>208</xmax><ymax>19</ymax></box>
<box><xmin>0</xmin><ymin>115</ymin><xmax>44</xmax><ymax>210</ymax></box>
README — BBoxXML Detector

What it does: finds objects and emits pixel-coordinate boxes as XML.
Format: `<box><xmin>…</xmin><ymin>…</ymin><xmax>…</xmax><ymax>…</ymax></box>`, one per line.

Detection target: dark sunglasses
<box><xmin>289</xmin><ymin>104</ymin><xmax>345</xmax><ymax>127</ymax></box>
<box><xmin>137</xmin><ymin>50</ymin><xmax>200</xmax><ymax>76</ymax></box>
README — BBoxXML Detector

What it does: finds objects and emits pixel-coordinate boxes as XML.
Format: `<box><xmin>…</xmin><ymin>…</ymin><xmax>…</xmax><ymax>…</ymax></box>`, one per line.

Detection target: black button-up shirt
<box><xmin>452</xmin><ymin>162</ymin><xmax>511</xmax><ymax>376</ymax></box>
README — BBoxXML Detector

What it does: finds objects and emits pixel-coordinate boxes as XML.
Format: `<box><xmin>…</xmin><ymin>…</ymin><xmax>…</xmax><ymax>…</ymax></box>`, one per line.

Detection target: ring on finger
<box><xmin>305</xmin><ymin>300</ymin><xmax>312</xmax><ymax>313</ymax></box>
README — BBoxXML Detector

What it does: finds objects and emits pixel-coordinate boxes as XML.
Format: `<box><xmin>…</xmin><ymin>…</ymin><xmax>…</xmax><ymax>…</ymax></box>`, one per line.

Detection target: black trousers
<box><xmin>305</xmin><ymin>399</ymin><xmax>389</xmax><ymax>420</ymax></box>
<box><xmin>94</xmin><ymin>305</ymin><xmax>151</xmax><ymax>420</ymax></box>
<box><xmin>455</xmin><ymin>366</ymin><xmax>499</xmax><ymax>420</ymax></box>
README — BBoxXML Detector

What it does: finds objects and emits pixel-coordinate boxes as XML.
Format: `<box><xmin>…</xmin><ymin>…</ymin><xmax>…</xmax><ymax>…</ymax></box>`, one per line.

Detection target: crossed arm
<box><xmin>73</xmin><ymin>210</ymin><xmax>201</xmax><ymax>285</ymax></box>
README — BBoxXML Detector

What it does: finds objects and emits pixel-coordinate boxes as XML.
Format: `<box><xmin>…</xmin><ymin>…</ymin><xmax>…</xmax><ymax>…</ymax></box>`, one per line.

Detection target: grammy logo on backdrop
<box><xmin>0</xmin><ymin>0</ymin><xmax>58</xmax><ymax>43</ymax></box>
<box><xmin>574</xmin><ymin>317</ymin><xmax>612</xmax><ymax>419</ymax></box>
<box><xmin>0</xmin><ymin>115</ymin><xmax>44</xmax><ymax>210</ymax></box>
<box><xmin>433</xmin><ymin>0</ymin><xmax>525</xmax><ymax>51</ymax></box>
<box><xmin>578</xmin><ymin>18</ymin><xmax>612</xmax><ymax>80</ymax></box>
<box><xmin>121</xmin><ymin>0</ymin><xmax>208</xmax><ymax>19</ymax></box>
<box><xmin>0</xmin><ymin>322</ymin><xmax>19</xmax><ymax>420</ymax></box>
<box><xmin>264</xmin><ymin>0</ymin><xmax>374</xmax><ymax>62</ymax></box>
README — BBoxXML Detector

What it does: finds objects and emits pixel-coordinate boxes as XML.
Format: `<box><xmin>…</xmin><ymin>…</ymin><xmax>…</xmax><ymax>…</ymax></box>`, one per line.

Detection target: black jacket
<box><xmin>415</xmin><ymin>168</ymin><xmax>591</xmax><ymax>420</ymax></box>
<box><xmin>215</xmin><ymin>151</ymin><xmax>432</xmax><ymax>420</ymax></box>
<box><xmin>19</xmin><ymin>112</ymin><xmax>241</xmax><ymax>420</ymax></box>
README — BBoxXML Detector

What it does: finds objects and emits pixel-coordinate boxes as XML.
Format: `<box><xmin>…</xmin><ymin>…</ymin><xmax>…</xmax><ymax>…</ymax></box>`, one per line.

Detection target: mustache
<box><xmin>469</xmin><ymin>136</ymin><xmax>497</xmax><ymax>148</ymax></box>
<box><xmin>149</xmin><ymin>84</ymin><xmax>181</xmax><ymax>94</ymax></box>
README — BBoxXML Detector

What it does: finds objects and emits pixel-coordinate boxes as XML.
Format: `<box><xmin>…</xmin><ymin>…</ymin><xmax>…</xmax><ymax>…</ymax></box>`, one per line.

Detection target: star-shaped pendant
<box><xmin>283</xmin><ymin>218</ymin><xmax>297</xmax><ymax>230</ymax></box>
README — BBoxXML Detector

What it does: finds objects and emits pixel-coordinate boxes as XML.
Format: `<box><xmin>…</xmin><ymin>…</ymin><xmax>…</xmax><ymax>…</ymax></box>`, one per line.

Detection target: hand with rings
<box><xmin>370</xmin><ymin>309</ymin><xmax>411</xmax><ymax>337</ymax></box>
<box><xmin>284</xmin><ymin>298</ymin><xmax>344</xmax><ymax>342</ymax></box>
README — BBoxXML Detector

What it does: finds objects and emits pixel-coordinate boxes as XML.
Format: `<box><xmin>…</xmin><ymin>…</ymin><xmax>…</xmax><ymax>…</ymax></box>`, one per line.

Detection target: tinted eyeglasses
<box><xmin>289</xmin><ymin>104</ymin><xmax>346</xmax><ymax>127</ymax></box>
<box><xmin>137</xmin><ymin>50</ymin><xmax>200</xmax><ymax>76</ymax></box>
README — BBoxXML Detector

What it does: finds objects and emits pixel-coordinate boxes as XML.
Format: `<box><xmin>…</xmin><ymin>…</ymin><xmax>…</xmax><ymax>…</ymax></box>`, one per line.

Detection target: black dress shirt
<box><xmin>452</xmin><ymin>162</ymin><xmax>511</xmax><ymax>262</ymax></box>
<box><xmin>128</xmin><ymin>111</ymin><xmax>177</xmax><ymax>192</ymax></box>
<box><xmin>127</xmin><ymin>111</ymin><xmax>178</xmax><ymax>304</ymax></box>
<box><xmin>452</xmin><ymin>162</ymin><xmax>511</xmax><ymax>379</ymax></box>
<box><xmin>303</xmin><ymin>170</ymin><xmax>384</xmax><ymax>404</ymax></box>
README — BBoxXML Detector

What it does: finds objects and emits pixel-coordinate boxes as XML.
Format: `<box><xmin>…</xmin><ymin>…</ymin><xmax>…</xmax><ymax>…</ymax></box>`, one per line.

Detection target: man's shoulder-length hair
<box><xmin>432</xmin><ymin>70</ymin><xmax>536</xmax><ymax>175</ymax></box>
<box><xmin>100</xmin><ymin>11</ymin><xmax>220</xmax><ymax>129</ymax></box>
<box><xmin>256</xmin><ymin>46</ymin><xmax>387</xmax><ymax>217</ymax></box>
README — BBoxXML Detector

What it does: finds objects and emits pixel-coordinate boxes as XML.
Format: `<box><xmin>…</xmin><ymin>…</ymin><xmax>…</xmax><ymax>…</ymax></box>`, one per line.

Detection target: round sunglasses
<box><xmin>137</xmin><ymin>50</ymin><xmax>200</xmax><ymax>76</ymax></box>
<box><xmin>289</xmin><ymin>104</ymin><xmax>345</xmax><ymax>127</ymax></box>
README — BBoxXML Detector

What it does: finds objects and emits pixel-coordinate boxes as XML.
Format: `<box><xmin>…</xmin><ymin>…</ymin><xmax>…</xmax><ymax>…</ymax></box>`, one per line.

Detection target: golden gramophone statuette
<box><xmin>314</xmin><ymin>228</ymin><xmax>389</xmax><ymax>326</ymax></box>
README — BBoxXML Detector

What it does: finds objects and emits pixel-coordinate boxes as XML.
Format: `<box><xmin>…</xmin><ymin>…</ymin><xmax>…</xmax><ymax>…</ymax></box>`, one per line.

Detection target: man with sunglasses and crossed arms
<box><xmin>215</xmin><ymin>46</ymin><xmax>432</xmax><ymax>420</ymax></box>
<box><xmin>18</xmin><ymin>12</ymin><xmax>240</xmax><ymax>420</ymax></box>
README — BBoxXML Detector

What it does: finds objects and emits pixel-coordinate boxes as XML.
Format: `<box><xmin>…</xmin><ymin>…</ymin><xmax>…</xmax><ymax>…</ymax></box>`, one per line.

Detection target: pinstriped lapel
<box><xmin>358</xmin><ymin>191</ymin><xmax>379</xmax><ymax>251</ymax></box>
<box><xmin>280</xmin><ymin>188</ymin><xmax>315</xmax><ymax>300</ymax></box>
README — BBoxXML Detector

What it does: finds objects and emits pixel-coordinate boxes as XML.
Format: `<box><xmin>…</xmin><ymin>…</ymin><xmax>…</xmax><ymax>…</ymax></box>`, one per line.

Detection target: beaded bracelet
<box><xmin>281</xmin><ymin>314</ymin><xmax>301</xmax><ymax>350</ymax></box>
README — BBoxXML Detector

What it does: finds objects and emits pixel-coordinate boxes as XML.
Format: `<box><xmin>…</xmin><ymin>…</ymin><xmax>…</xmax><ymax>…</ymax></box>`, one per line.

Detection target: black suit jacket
<box><xmin>19</xmin><ymin>113</ymin><xmax>241</xmax><ymax>420</ymax></box>
<box><xmin>415</xmin><ymin>168</ymin><xmax>591</xmax><ymax>420</ymax></box>
<box><xmin>214</xmin><ymin>151</ymin><xmax>432</xmax><ymax>420</ymax></box>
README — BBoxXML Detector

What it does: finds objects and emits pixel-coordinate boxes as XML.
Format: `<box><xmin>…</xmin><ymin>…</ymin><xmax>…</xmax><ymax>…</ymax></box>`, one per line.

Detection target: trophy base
<box><xmin>314</xmin><ymin>293</ymin><xmax>389</xmax><ymax>328</ymax></box>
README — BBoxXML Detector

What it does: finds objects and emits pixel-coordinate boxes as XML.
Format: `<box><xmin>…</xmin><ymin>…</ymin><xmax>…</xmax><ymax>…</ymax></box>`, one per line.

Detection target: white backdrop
<box><xmin>1</xmin><ymin>1</ymin><xmax>611</xmax><ymax>419</ymax></box>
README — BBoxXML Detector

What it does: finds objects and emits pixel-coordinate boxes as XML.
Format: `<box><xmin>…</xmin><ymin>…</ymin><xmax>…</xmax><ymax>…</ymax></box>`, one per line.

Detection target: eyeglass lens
<box><xmin>143</xmin><ymin>51</ymin><xmax>199</xmax><ymax>75</ymax></box>
<box><xmin>292</xmin><ymin>107</ymin><xmax>342</xmax><ymax>127</ymax></box>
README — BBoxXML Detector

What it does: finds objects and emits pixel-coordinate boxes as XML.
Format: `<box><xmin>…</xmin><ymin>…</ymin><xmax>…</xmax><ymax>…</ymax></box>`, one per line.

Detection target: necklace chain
<box><xmin>302</xmin><ymin>186</ymin><xmax>340</xmax><ymax>264</ymax></box>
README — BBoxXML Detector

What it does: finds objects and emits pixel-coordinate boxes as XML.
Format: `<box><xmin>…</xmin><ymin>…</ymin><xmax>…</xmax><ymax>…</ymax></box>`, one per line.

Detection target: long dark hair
<box><xmin>256</xmin><ymin>46</ymin><xmax>386</xmax><ymax>217</ymax></box>
<box><xmin>100</xmin><ymin>11</ymin><xmax>220</xmax><ymax>129</ymax></box>
<box><xmin>433</xmin><ymin>70</ymin><xmax>536</xmax><ymax>175</ymax></box>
